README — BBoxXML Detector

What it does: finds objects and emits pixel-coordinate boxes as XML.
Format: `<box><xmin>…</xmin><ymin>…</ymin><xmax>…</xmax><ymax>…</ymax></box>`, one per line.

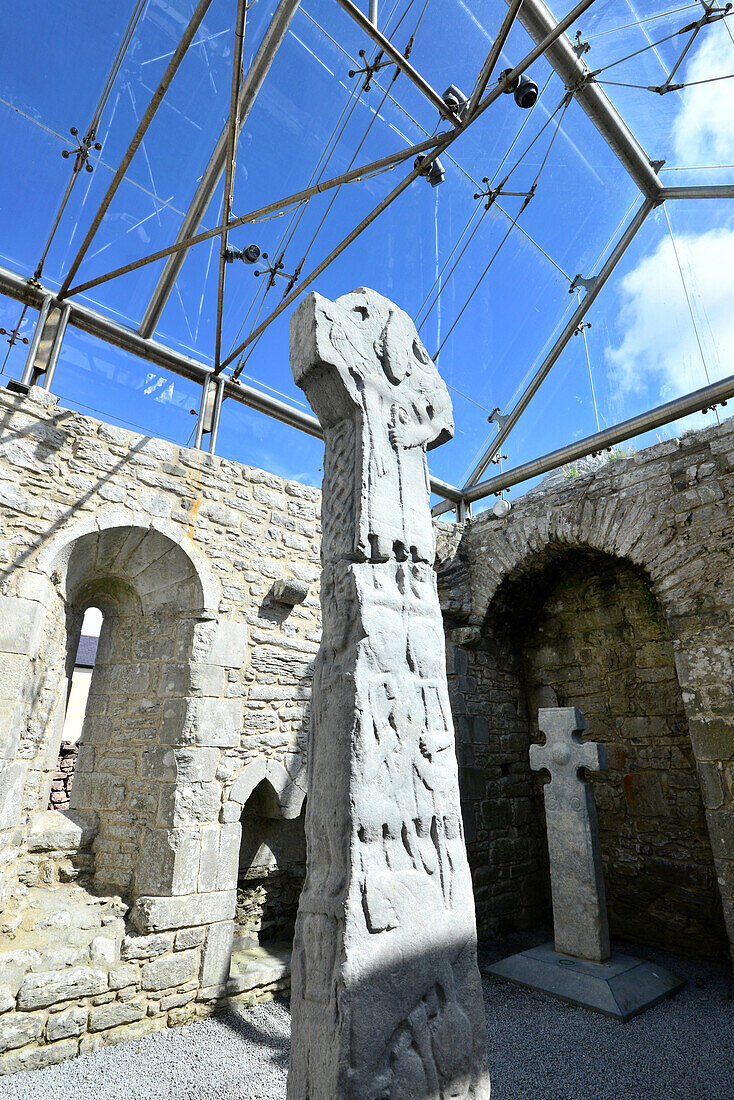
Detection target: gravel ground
<box><xmin>0</xmin><ymin>932</ymin><xmax>731</xmax><ymax>1100</ymax></box>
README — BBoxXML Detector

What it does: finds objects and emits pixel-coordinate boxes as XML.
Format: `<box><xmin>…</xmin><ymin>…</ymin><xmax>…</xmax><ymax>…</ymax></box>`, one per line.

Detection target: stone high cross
<box><xmin>287</xmin><ymin>288</ymin><xmax>490</xmax><ymax>1099</ymax></box>
<box><xmin>530</xmin><ymin>707</ymin><xmax>610</xmax><ymax>963</ymax></box>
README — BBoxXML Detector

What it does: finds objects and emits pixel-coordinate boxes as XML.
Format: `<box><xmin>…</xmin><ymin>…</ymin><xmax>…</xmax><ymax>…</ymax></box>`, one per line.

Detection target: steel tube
<box><xmin>507</xmin><ymin>0</ymin><xmax>663</xmax><ymax>200</ymax></box>
<box><xmin>42</xmin><ymin>303</ymin><xmax>71</xmax><ymax>391</ymax></box>
<box><xmin>68</xmin><ymin>0</ymin><xmax>592</xmax><ymax>303</ymax></box>
<box><xmin>59</xmin><ymin>0</ymin><xmax>215</xmax><ymax>299</ymax></box>
<box><xmin>138</xmin><ymin>0</ymin><xmax>302</xmax><ymax>339</ymax></box>
<box><xmin>21</xmin><ymin>296</ymin><xmax>52</xmax><ymax>385</ymax></box>
<box><xmin>465</xmin><ymin>373</ymin><xmax>734</xmax><ymax>501</ymax></box>
<box><xmin>661</xmin><ymin>184</ymin><xmax>734</xmax><ymax>199</ymax></box>
<box><xmin>466</xmin><ymin>0</ymin><xmax>525</xmax><ymax>118</ymax></box>
<box><xmin>0</xmin><ymin>262</ymin><xmax>464</xmax><ymax>502</ymax></box>
<box><xmin>208</xmin><ymin>375</ymin><xmax>226</xmax><ymax>453</ymax></box>
<box><xmin>334</xmin><ymin>0</ymin><xmax>461</xmax><ymax>124</ymax></box>
<box><xmin>461</xmin><ymin>196</ymin><xmax>655</xmax><ymax>491</ymax></box>
<box><xmin>67</xmin><ymin>131</ymin><xmax>445</xmax><ymax>299</ymax></box>
<box><xmin>194</xmin><ymin>375</ymin><xmax>212</xmax><ymax>449</ymax></box>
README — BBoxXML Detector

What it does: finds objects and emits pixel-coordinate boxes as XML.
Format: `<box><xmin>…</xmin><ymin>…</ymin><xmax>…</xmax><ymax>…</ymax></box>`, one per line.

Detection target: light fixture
<box><xmin>224</xmin><ymin>244</ymin><xmax>261</xmax><ymax>264</ymax></box>
<box><xmin>492</xmin><ymin>497</ymin><xmax>511</xmax><ymax>518</ymax></box>
<box><xmin>414</xmin><ymin>155</ymin><xmax>445</xmax><ymax>188</ymax></box>
<box><xmin>442</xmin><ymin>84</ymin><xmax>469</xmax><ymax>122</ymax></box>
<box><xmin>499</xmin><ymin>69</ymin><xmax>538</xmax><ymax>109</ymax></box>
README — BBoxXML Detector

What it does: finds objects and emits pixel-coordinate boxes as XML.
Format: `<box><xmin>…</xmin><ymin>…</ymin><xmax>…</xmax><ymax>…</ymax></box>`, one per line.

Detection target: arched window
<box><xmin>48</xmin><ymin>605</ymin><xmax>103</xmax><ymax>811</ymax></box>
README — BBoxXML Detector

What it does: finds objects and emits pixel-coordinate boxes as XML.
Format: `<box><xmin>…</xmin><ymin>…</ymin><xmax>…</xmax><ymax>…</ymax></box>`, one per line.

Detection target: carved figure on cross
<box><xmin>530</xmin><ymin>706</ymin><xmax>610</xmax><ymax>963</ymax></box>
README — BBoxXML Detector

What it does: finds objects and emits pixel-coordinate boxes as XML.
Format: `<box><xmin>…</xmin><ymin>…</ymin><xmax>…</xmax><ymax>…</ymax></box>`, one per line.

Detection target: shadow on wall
<box><xmin>491</xmin><ymin>544</ymin><xmax>729</xmax><ymax>960</ymax></box>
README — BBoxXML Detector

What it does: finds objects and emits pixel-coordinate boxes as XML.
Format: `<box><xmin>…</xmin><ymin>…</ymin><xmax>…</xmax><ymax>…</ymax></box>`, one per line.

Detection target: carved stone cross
<box><xmin>287</xmin><ymin>288</ymin><xmax>489</xmax><ymax>1099</ymax></box>
<box><xmin>530</xmin><ymin>706</ymin><xmax>610</xmax><ymax>963</ymax></box>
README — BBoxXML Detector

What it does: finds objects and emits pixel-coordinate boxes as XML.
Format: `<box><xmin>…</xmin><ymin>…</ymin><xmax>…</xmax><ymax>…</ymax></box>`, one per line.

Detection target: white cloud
<box><xmin>606</xmin><ymin>226</ymin><xmax>734</xmax><ymax>405</ymax></box>
<box><xmin>604</xmin><ymin>26</ymin><xmax>734</xmax><ymax>429</ymax></box>
<box><xmin>672</xmin><ymin>27</ymin><xmax>734</xmax><ymax>165</ymax></box>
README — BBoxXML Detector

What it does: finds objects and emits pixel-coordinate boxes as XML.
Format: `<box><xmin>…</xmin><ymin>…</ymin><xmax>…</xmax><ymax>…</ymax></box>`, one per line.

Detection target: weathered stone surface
<box><xmin>130</xmin><ymin>891</ymin><xmax>236</xmax><ymax>933</ymax></box>
<box><xmin>272</xmin><ymin>577</ymin><xmax>310</xmax><ymax>606</ymax></box>
<box><xmin>89</xmin><ymin>999</ymin><xmax>146</xmax><ymax>1031</ymax></box>
<box><xmin>530</xmin><ymin>708</ymin><xmax>609</xmax><ymax>963</ymax></box>
<box><xmin>200</xmin><ymin>921</ymin><xmax>234</xmax><ymax>988</ymax></box>
<box><xmin>141</xmin><ymin>949</ymin><xmax>198</xmax><ymax>991</ymax></box>
<box><xmin>121</xmin><ymin>933</ymin><xmax>173</xmax><ymax>960</ymax></box>
<box><xmin>287</xmin><ymin>289</ymin><xmax>488</xmax><ymax>1099</ymax></box>
<box><xmin>46</xmin><ymin>1007</ymin><xmax>87</xmax><ymax>1041</ymax></box>
<box><xmin>17</xmin><ymin>967</ymin><xmax>108</xmax><ymax>1010</ymax></box>
<box><xmin>0</xmin><ymin>1011</ymin><xmax>44</xmax><ymax>1050</ymax></box>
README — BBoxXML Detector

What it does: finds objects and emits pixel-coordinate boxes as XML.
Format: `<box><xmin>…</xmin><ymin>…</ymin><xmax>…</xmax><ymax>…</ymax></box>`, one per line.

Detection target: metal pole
<box><xmin>215</xmin><ymin>0</ymin><xmax>249</xmax><ymax>371</ymax></box>
<box><xmin>507</xmin><ymin>0</ymin><xmax>663</xmax><ymax>200</ymax></box>
<box><xmin>58</xmin><ymin>0</ymin><xmax>215</xmax><ymax>298</ymax></box>
<box><xmin>221</xmin><ymin>2</ymin><xmax>595</xmax><ymax>377</ymax></box>
<box><xmin>369</xmin><ymin>0</ymin><xmax>378</xmax><ymax>26</ymax></box>
<box><xmin>138</xmin><ymin>0</ymin><xmax>302</xmax><ymax>339</ymax></box>
<box><xmin>20</xmin><ymin>295</ymin><xmax>52</xmax><ymax>385</ymax></box>
<box><xmin>67</xmin><ymin>130</ymin><xmax>446</xmax><ymax>299</ymax></box>
<box><xmin>0</xmin><ymin>262</ymin><xmax>465</xmax><ymax>503</ymax></box>
<box><xmin>661</xmin><ymin>184</ymin><xmax>734</xmax><ymax>199</ymax></box>
<box><xmin>67</xmin><ymin>0</ymin><xmax>593</xmax><ymax>303</ymax></box>
<box><xmin>208</xmin><ymin>374</ymin><xmax>226</xmax><ymax>453</ymax></box>
<box><xmin>334</xmin><ymin>0</ymin><xmax>462</xmax><ymax>124</ymax></box>
<box><xmin>466</xmin><ymin>0</ymin><xmax>525</xmax><ymax>118</ymax></box>
<box><xmin>464</xmin><ymin>373</ymin><xmax>734</xmax><ymax>502</ymax></box>
<box><xmin>42</xmin><ymin>303</ymin><xmax>71</xmax><ymax>391</ymax></box>
<box><xmin>461</xmin><ymin>196</ymin><xmax>656</xmax><ymax>491</ymax></box>
<box><xmin>194</xmin><ymin>375</ymin><xmax>212</xmax><ymax>449</ymax></box>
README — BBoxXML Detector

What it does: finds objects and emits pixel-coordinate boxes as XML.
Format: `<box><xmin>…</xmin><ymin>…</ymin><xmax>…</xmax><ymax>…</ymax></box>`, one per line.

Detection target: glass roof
<box><xmin>0</xmin><ymin>0</ymin><xmax>732</xmax><ymax>505</ymax></box>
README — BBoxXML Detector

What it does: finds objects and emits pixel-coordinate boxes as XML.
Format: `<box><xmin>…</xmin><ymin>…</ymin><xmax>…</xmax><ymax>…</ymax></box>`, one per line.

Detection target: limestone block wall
<box><xmin>0</xmin><ymin>386</ymin><xmax>318</xmax><ymax>1071</ymax></box>
<box><xmin>519</xmin><ymin>552</ymin><xmax>726</xmax><ymax>958</ymax></box>
<box><xmin>437</xmin><ymin>418</ymin><xmax>734</xmax><ymax>964</ymax></box>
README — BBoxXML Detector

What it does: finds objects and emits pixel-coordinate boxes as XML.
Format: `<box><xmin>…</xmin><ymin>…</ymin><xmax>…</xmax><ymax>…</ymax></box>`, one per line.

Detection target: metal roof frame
<box><xmin>1</xmin><ymin>0</ymin><xmax>732</xmax><ymax>513</ymax></box>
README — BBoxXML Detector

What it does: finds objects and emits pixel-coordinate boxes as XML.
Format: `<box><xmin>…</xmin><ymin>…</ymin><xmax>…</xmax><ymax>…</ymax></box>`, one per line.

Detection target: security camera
<box><xmin>500</xmin><ymin>68</ymin><xmax>539</xmax><ymax>109</ymax></box>
<box><xmin>224</xmin><ymin>244</ymin><xmax>261</xmax><ymax>264</ymax></box>
<box><xmin>414</xmin><ymin>155</ymin><xmax>445</xmax><ymax>187</ymax></box>
<box><xmin>442</xmin><ymin>84</ymin><xmax>469</xmax><ymax>121</ymax></box>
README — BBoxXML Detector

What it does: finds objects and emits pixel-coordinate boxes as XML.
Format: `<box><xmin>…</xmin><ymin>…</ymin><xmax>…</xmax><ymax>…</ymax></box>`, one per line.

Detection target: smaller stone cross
<box><xmin>530</xmin><ymin>707</ymin><xmax>610</xmax><ymax>963</ymax></box>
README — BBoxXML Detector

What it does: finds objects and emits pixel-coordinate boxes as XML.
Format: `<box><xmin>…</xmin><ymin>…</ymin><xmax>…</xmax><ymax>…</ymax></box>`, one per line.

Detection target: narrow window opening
<box><xmin>48</xmin><ymin>606</ymin><xmax>103</xmax><ymax>812</ymax></box>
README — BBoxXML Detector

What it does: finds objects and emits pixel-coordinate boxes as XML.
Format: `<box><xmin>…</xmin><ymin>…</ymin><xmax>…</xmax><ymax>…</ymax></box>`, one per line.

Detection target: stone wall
<box><xmin>437</xmin><ymin>419</ymin><xmax>734</xmax><ymax>964</ymax></box>
<box><xmin>48</xmin><ymin>743</ymin><xmax>78</xmax><ymax>812</ymax></box>
<box><xmin>519</xmin><ymin>550</ymin><xmax>726</xmax><ymax>958</ymax></box>
<box><xmin>2</xmin><ymin>383</ymin><xmax>734</xmax><ymax>1072</ymax></box>
<box><xmin>0</xmin><ymin>386</ymin><xmax>317</xmax><ymax>1072</ymax></box>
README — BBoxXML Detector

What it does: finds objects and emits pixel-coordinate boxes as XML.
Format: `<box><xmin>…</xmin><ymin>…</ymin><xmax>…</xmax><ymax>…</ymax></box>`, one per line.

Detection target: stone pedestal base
<box><xmin>485</xmin><ymin>942</ymin><xmax>684</xmax><ymax>1021</ymax></box>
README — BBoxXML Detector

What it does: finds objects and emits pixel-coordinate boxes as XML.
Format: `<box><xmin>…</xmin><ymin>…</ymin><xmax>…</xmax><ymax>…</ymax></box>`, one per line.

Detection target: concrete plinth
<box><xmin>485</xmin><ymin>942</ymin><xmax>684</xmax><ymax>1021</ymax></box>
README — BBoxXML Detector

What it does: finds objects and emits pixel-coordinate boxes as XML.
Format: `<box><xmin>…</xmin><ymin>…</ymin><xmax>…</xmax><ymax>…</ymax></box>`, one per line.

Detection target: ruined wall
<box><xmin>0</xmin><ymin>386</ymin><xmax>318</xmax><ymax>1072</ymax></box>
<box><xmin>438</xmin><ymin>419</ymin><xmax>734</xmax><ymax>964</ymax></box>
<box><xmin>520</xmin><ymin>551</ymin><xmax>726</xmax><ymax>958</ymax></box>
<box><xmin>2</xmin><ymin>384</ymin><xmax>734</xmax><ymax>1073</ymax></box>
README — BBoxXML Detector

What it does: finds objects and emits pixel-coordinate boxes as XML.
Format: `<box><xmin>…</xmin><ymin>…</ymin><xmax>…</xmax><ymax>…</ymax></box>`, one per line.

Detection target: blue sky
<box><xmin>1</xmin><ymin>0</ymin><xmax>732</xmax><ymax>507</ymax></box>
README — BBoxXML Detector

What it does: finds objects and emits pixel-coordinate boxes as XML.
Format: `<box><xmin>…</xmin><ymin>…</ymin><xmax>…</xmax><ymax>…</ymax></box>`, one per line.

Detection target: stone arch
<box><xmin>493</xmin><ymin>544</ymin><xmax>727</xmax><ymax>958</ymax></box>
<box><xmin>231</xmin><ymin>768</ymin><xmax>307</xmax><ymax>952</ymax></box>
<box><xmin>452</xmin><ymin>490</ymin><xmax>734</xmax><ymax>962</ymax></box>
<box><xmin>228</xmin><ymin>756</ymin><xmax>307</xmax><ymax>820</ymax></box>
<box><xmin>2</xmin><ymin>511</ymin><xmax>238</xmax><ymax>923</ymax></box>
<box><xmin>35</xmin><ymin>506</ymin><xmax>220</xmax><ymax>614</ymax></box>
